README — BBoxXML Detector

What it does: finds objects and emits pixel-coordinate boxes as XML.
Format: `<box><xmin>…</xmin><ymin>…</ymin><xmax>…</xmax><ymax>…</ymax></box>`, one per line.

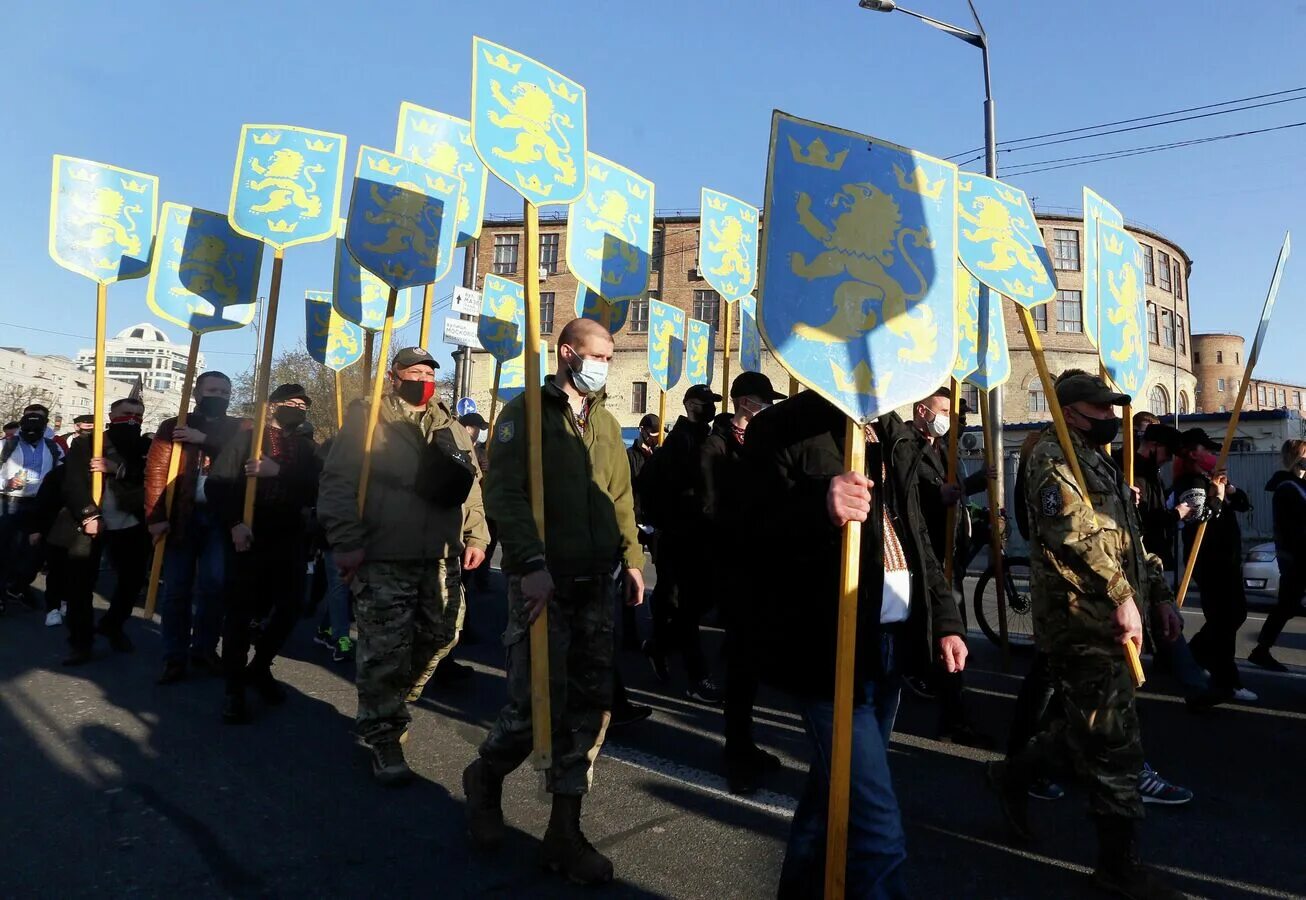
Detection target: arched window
<box><xmin>1178</xmin><ymin>391</ymin><xmax>1189</xmax><ymax>415</ymax></box>
<box><xmin>1028</xmin><ymin>384</ymin><xmax>1048</xmax><ymax>413</ymax></box>
<box><xmin>1149</xmin><ymin>385</ymin><xmax>1170</xmax><ymax>415</ymax></box>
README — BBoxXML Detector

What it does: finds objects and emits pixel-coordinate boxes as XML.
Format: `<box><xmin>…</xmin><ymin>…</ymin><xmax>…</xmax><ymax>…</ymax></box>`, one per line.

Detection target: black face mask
<box><xmin>107</xmin><ymin>423</ymin><xmax>141</xmax><ymax>446</ymax></box>
<box><xmin>273</xmin><ymin>407</ymin><xmax>307</xmax><ymax>430</ymax></box>
<box><xmin>1079</xmin><ymin>415</ymin><xmax>1120</xmax><ymax>447</ymax></box>
<box><xmin>18</xmin><ymin>414</ymin><xmax>47</xmax><ymax>440</ymax></box>
<box><xmin>395</xmin><ymin>379</ymin><xmax>435</xmax><ymax>407</ymax></box>
<box><xmin>685</xmin><ymin>399</ymin><xmax>716</xmax><ymax>423</ymax></box>
<box><xmin>194</xmin><ymin>396</ymin><xmax>230</xmax><ymax>418</ymax></box>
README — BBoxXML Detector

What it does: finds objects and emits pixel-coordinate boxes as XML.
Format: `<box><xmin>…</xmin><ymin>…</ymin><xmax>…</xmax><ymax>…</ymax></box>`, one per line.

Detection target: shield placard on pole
<box><xmin>738</xmin><ymin>295</ymin><xmax>761</xmax><ymax>373</ymax></box>
<box><xmin>50</xmin><ymin>156</ymin><xmax>158</xmax><ymax>285</ymax></box>
<box><xmin>648</xmin><ymin>299</ymin><xmax>686</xmax><ymax>393</ymax></box>
<box><xmin>575</xmin><ymin>284</ymin><xmax>630</xmax><ymax>334</ymax></box>
<box><xmin>477</xmin><ymin>274</ymin><xmax>526</xmax><ymax>363</ymax></box>
<box><xmin>147</xmin><ymin>204</ymin><xmax>261</xmax><ymax>334</ymax></box>
<box><xmin>395</xmin><ymin>102</ymin><xmax>489</xmax><ymax>251</ymax></box>
<box><xmin>228</xmin><ymin>125</ymin><xmax>346</xmax><ymax>251</ymax></box>
<box><xmin>957</xmin><ymin>173</ymin><xmax>1055</xmax><ymax>309</ymax></box>
<box><xmin>699</xmin><ymin>188</ymin><xmax>758</xmax><ymax>305</ymax></box>
<box><xmin>331</xmin><ymin>228</ymin><xmax>414</xmax><ymax>332</ymax></box>
<box><xmin>953</xmin><ymin>267</ymin><xmax>981</xmax><ymax>383</ymax></box>
<box><xmin>306</xmin><ymin>293</ymin><xmax>365</xmax><ymax>373</ymax></box>
<box><xmin>1096</xmin><ymin>221</ymin><xmax>1149</xmax><ymax>395</ymax></box>
<box><xmin>567</xmin><ymin>152</ymin><xmax>654</xmax><ymax>303</ymax></box>
<box><xmin>1082</xmin><ymin>187</ymin><xmax>1123</xmax><ymax>348</ymax></box>
<box><xmin>686</xmin><ymin>317</ymin><xmax>714</xmax><ymax>386</ymax></box>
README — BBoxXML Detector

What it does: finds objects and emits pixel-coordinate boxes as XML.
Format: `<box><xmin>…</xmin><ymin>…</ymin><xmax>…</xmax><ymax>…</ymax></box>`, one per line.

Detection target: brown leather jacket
<box><xmin>143</xmin><ymin>413</ymin><xmax>248</xmax><ymax>542</ymax></box>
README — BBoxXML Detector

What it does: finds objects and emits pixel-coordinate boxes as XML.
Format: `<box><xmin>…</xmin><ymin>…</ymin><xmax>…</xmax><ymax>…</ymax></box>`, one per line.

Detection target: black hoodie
<box><xmin>1266</xmin><ymin>470</ymin><xmax>1306</xmax><ymax>586</ymax></box>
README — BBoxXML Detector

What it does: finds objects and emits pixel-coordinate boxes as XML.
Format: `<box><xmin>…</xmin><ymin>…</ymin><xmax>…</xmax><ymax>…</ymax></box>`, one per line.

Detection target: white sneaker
<box><xmin>45</xmin><ymin>609</ymin><xmax>63</xmax><ymax>627</ymax></box>
<box><xmin>59</xmin><ymin>602</ymin><xmax>67</xmax><ymax>615</ymax></box>
<box><xmin>1232</xmin><ymin>687</ymin><xmax>1259</xmax><ymax>703</ymax></box>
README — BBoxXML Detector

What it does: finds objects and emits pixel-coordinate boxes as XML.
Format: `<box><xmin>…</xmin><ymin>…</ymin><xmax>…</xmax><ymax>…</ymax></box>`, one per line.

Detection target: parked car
<box><xmin>1242</xmin><ymin>542</ymin><xmax>1280</xmax><ymax>594</ymax></box>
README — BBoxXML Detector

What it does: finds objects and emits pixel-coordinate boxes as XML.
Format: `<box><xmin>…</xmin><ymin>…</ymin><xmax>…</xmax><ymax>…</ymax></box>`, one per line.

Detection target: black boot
<box><xmin>541</xmin><ymin>794</ymin><xmax>613</xmax><ymax>885</ymax></box>
<box><xmin>248</xmin><ymin>664</ymin><xmax>286</xmax><ymax>705</ymax></box>
<box><xmin>463</xmin><ymin>757</ymin><xmax>507</xmax><ymax>848</ymax></box>
<box><xmin>986</xmin><ymin>759</ymin><xmax>1035</xmax><ymax>843</ymax></box>
<box><xmin>1092</xmin><ymin>816</ymin><xmax>1184</xmax><ymax>900</ymax></box>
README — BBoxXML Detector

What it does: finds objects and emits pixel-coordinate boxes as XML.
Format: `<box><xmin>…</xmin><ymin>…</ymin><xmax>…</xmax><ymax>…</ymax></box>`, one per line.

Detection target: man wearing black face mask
<box><xmin>57</xmin><ymin>398</ymin><xmax>152</xmax><ymax>663</ymax></box>
<box><xmin>1</xmin><ymin>403</ymin><xmax>64</xmax><ymax>611</ymax></box>
<box><xmin>205</xmin><ymin>383</ymin><xmax>319</xmax><ymax>722</ymax></box>
<box><xmin>144</xmin><ymin>371</ymin><xmax>245</xmax><ymax>683</ymax></box>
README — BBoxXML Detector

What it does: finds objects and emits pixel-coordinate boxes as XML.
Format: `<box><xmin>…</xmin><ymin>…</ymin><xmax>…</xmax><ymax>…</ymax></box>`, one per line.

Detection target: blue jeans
<box><xmin>160</xmin><ymin>505</ymin><xmax>226</xmax><ymax>664</ymax></box>
<box><xmin>778</xmin><ymin>631</ymin><xmax>907</xmax><ymax>900</ymax></box>
<box><xmin>319</xmin><ymin>550</ymin><xmax>351</xmax><ymax>640</ymax></box>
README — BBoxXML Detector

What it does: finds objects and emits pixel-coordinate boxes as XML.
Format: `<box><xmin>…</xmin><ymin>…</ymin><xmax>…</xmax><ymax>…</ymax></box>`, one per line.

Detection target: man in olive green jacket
<box><xmin>464</xmin><ymin>318</ymin><xmax>643</xmax><ymax>886</ymax></box>
<box><xmin>318</xmin><ymin>347</ymin><xmax>488</xmax><ymax>785</ymax></box>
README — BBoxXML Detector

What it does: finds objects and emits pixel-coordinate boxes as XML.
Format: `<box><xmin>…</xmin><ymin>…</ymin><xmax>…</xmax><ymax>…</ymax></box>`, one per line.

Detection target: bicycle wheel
<box><xmin>972</xmin><ymin>556</ymin><xmax>1036</xmax><ymax>654</ymax></box>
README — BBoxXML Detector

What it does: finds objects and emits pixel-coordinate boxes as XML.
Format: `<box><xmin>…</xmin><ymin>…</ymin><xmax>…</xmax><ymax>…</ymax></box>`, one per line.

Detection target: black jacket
<box><xmin>63</xmin><ymin>429</ymin><xmax>151</xmax><ymax>526</ymax></box>
<box><xmin>205</xmin><ymin>424</ymin><xmax>320</xmax><ymax>532</ymax></box>
<box><xmin>626</xmin><ymin>440</ymin><xmax>652</xmax><ymax>525</ymax></box>
<box><xmin>637</xmin><ymin>415</ymin><xmax>711</xmax><ymax>538</ymax></box>
<box><xmin>1267</xmin><ymin>470</ymin><xmax>1306</xmax><ymax>591</ymax></box>
<box><xmin>743</xmin><ymin>391</ymin><xmax>963</xmax><ymax>698</ymax></box>
<box><xmin>699</xmin><ymin>414</ymin><xmax>749</xmax><ymax>544</ymax></box>
<box><xmin>1175</xmin><ymin>469</ymin><xmax>1250</xmax><ymax>591</ymax></box>
<box><xmin>1111</xmin><ymin>449</ymin><xmax>1177</xmax><ymax>569</ymax></box>
<box><xmin>912</xmin><ymin>433</ymin><xmax>987</xmax><ymax>560</ymax></box>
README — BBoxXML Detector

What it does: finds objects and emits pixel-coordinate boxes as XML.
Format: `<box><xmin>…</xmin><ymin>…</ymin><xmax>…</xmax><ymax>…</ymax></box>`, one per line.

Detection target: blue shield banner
<box><xmin>49</xmin><ymin>156</ymin><xmax>158</xmax><ymax>284</ymax></box>
<box><xmin>345</xmin><ymin>147</ymin><xmax>461</xmax><ymax>291</ymax></box>
<box><xmin>1082</xmin><ymin>187</ymin><xmax>1123</xmax><ymax>348</ymax></box>
<box><xmin>146</xmin><ymin>203</ymin><xmax>261</xmax><ymax>334</ymax></box>
<box><xmin>228</xmin><ymin>125</ymin><xmax>345</xmax><ymax>251</ymax></box>
<box><xmin>758</xmin><ymin>112</ymin><xmax>958</xmax><ymax>423</ymax></box>
<box><xmin>470</xmin><ymin>37</ymin><xmax>587</xmax><ymax>207</ymax></box>
<box><xmin>496</xmin><ymin>342</ymin><xmax>549</xmax><ymax>403</ymax></box>
<box><xmin>566</xmin><ymin>152</ymin><xmax>653</xmax><ymax>303</ymax></box>
<box><xmin>1248</xmin><ymin>233</ymin><xmax>1292</xmax><ymax>370</ymax></box>
<box><xmin>1096</xmin><ymin>221</ymin><xmax>1149</xmax><ymax>394</ymax></box>
<box><xmin>575</xmin><ymin>284</ymin><xmax>630</xmax><ymax>334</ymax></box>
<box><xmin>699</xmin><ymin>188</ymin><xmax>758</xmax><ymax>304</ymax></box>
<box><xmin>968</xmin><ymin>285</ymin><xmax>1011</xmax><ymax>392</ymax></box>
<box><xmin>952</xmin><ymin>266</ymin><xmax>980</xmax><ymax>383</ymax></box>
<box><xmin>648</xmin><ymin>299</ymin><xmax>685</xmax><ymax>392</ymax></box>
<box><xmin>395</xmin><ymin>102</ymin><xmax>489</xmax><ymax>257</ymax></box>
<box><xmin>686</xmin><ymin>317</ymin><xmax>714</xmax><ymax>386</ymax></box>
<box><xmin>738</xmin><ymin>295</ymin><xmax>761</xmax><ymax>373</ymax></box>
<box><xmin>306</xmin><ymin>293</ymin><xmax>364</xmax><ymax>372</ymax></box>
<box><xmin>957</xmin><ymin>173</ymin><xmax>1054</xmax><ymax>309</ymax></box>
<box><xmin>331</xmin><ymin>234</ymin><xmax>413</xmax><ymax>331</ymax></box>
<box><xmin>478</xmin><ymin>274</ymin><xmax>525</xmax><ymax>363</ymax></box>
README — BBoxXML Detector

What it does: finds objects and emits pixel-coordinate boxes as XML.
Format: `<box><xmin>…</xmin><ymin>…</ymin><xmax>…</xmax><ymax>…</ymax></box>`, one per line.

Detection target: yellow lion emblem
<box><xmin>1106</xmin><ymin>264</ymin><xmax>1144</xmax><ymax>368</ymax></box>
<box><xmin>487</xmin><ymin>81</ymin><xmax>577</xmax><ymax>189</ymax></box>
<box><xmin>361</xmin><ymin>181</ymin><xmax>444</xmax><ymax>270</ymax></box>
<box><xmin>960</xmin><ymin>196</ymin><xmax>1048</xmax><ymax>284</ymax></box>
<box><xmin>687</xmin><ymin>332</ymin><xmax>709</xmax><ymax>380</ymax></box>
<box><xmin>68</xmin><ymin>187</ymin><xmax>143</xmax><ymax>261</ymax></box>
<box><xmin>649</xmin><ymin>318</ymin><xmax>675</xmax><ymax>373</ymax></box>
<box><xmin>247</xmin><ymin>149</ymin><xmax>325</xmax><ymax>219</ymax></box>
<box><xmin>582</xmin><ymin>189</ymin><xmax>642</xmax><ymax>274</ymax></box>
<box><xmin>789</xmin><ymin>184</ymin><xmax>938</xmax><ymax>363</ymax></box>
<box><xmin>168</xmin><ymin>234</ymin><xmax>243</xmax><ymax>308</ymax></box>
<box><xmin>954</xmin><ymin>275</ymin><xmax>979</xmax><ymax>371</ymax></box>
<box><xmin>706</xmin><ymin>216</ymin><xmax>751</xmax><ymax>285</ymax></box>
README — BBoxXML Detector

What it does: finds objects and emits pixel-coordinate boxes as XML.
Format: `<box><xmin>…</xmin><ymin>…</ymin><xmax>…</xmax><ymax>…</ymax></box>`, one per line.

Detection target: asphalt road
<box><xmin>1</xmin><ymin>566</ymin><xmax>1304</xmax><ymax>899</ymax></box>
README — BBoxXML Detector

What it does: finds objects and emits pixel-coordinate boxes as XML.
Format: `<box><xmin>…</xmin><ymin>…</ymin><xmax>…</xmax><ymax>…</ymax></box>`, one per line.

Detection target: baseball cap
<box><xmin>730</xmin><ymin>371</ymin><xmax>785</xmax><ymax>402</ymax></box>
<box><xmin>268</xmin><ymin>383</ymin><xmax>312</xmax><ymax>407</ymax></box>
<box><xmin>685</xmin><ymin>384</ymin><xmax>723</xmax><ymax>403</ymax></box>
<box><xmin>1181</xmin><ymin>427</ymin><xmax>1221</xmax><ymax>452</ymax></box>
<box><xmin>1055</xmin><ymin>372</ymin><xmax>1130</xmax><ymax>408</ymax></box>
<box><xmin>392</xmin><ymin>347</ymin><xmax>439</xmax><ymax>370</ymax></box>
<box><xmin>1141</xmin><ymin>423</ymin><xmax>1181</xmax><ymax>452</ymax></box>
<box><xmin>458</xmin><ymin>412</ymin><xmax>489</xmax><ymax>430</ymax></box>
<box><xmin>638</xmin><ymin>414</ymin><xmax>660</xmax><ymax>430</ymax></box>
<box><xmin>73</xmin><ymin>414</ymin><xmax>95</xmax><ymax>425</ymax></box>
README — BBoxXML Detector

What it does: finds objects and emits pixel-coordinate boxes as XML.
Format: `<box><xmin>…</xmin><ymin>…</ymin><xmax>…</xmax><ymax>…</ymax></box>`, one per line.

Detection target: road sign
<box><xmin>457</xmin><ymin>397</ymin><xmax>478</xmax><ymax>417</ymax></box>
<box><xmin>444</xmin><ymin>316</ymin><xmax>482</xmax><ymax>348</ymax></box>
<box><xmin>452</xmin><ymin>285</ymin><xmax>483</xmax><ymax>315</ymax></box>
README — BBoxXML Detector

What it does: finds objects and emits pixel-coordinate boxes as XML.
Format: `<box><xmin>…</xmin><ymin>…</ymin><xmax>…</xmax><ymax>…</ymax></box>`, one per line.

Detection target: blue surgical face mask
<box><xmin>564</xmin><ymin>345</ymin><xmax>608</xmax><ymax>394</ymax></box>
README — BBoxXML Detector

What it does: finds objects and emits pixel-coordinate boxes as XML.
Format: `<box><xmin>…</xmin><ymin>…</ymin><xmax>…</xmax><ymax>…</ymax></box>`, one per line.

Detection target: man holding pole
<box><xmin>990</xmin><ymin>370</ymin><xmax>1184</xmax><ymax>900</ymax></box>
<box><xmin>463</xmin><ymin>318</ymin><xmax>643</xmax><ymax>886</ymax></box>
<box><xmin>318</xmin><ymin>347</ymin><xmax>488</xmax><ymax>784</ymax></box>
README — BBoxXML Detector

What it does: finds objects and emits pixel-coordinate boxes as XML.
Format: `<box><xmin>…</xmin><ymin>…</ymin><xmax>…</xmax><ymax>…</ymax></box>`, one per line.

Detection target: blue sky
<box><xmin>4</xmin><ymin>1</ymin><xmax>1304</xmax><ymax>385</ymax></box>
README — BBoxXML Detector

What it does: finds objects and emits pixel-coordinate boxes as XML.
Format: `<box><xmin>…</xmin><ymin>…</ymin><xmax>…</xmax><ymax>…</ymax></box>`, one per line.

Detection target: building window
<box><xmin>1160</xmin><ymin>310</ymin><xmax>1175</xmax><ymax>349</ymax></box>
<box><xmin>1216</xmin><ymin>350</ymin><xmax>1223</xmax><ymax>364</ymax></box>
<box><xmin>1055</xmin><ymin>290</ymin><xmax>1082</xmax><ymax>333</ymax></box>
<box><xmin>961</xmin><ymin>383</ymin><xmax>980</xmax><ymax>416</ymax></box>
<box><xmin>1173</xmin><ymin>261</ymin><xmax>1183</xmax><ymax>300</ymax></box>
<box><xmin>1178</xmin><ymin>392</ymin><xmax>1189</xmax><ymax>414</ymax></box>
<box><xmin>1149</xmin><ymin>385</ymin><xmax>1170</xmax><ymax>415</ymax></box>
<box><xmin>630</xmin><ymin>294</ymin><xmax>650</xmax><ymax>333</ymax></box>
<box><xmin>631</xmin><ymin>381</ymin><xmax>648</xmax><ymax>414</ymax></box>
<box><xmin>1219</xmin><ymin>405</ymin><xmax>1228</xmax><ymax>413</ymax></box>
<box><xmin>1193</xmin><ymin>351</ymin><xmax>1201</xmax><ymax>365</ymax></box>
<box><xmin>1257</xmin><ymin>384</ymin><xmax>1267</xmax><ymax>406</ymax></box>
<box><xmin>1147</xmin><ymin>303</ymin><xmax>1159</xmax><ymax>344</ymax></box>
<box><xmin>1280</xmin><ymin>388</ymin><xmax>1288</xmax><ymax>407</ymax></box>
<box><xmin>1176</xmin><ymin>316</ymin><xmax>1186</xmax><ymax>354</ymax></box>
<box><xmin>1142</xmin><ymin>245</ymin><xmax>1155</xmax><ymax>285</ymax></box>
<box><xmin>540</xmin><ymin>291</ymin><xmax>555</xmax><ymax>334</ymax></box>
<box><xmin>693</xmin><ymin>290</ymin><xmax>720</xmax><ymax>329</ymax></box>
<box><xmin>693</xmin><ymin>229</ymin><xmax>701</xmax><ymax>269</ymax></box>
<box><xmin>651</xmin><ymin>228</ymin><xmax>664</xmax><ymax>265</ymax></box>
<box><xmin>1032</xmin><ymin>304</ymin><xmax>1048</xmax><ymax>332</ymax></box>
<box><xmin>1052</xmin><ymin>229</ymin><xmax>1080</xmax><ymax>271</ymax></box>
<box><xmin>1295</xmin><ymin>391</ymin><xmax>1302</xmax><ymax>409</ymax></box>
<box><xmin>1235</xmin><ymin>352</ymin><xmax>1240</xmax><ymax>364</ymax></box>
<box><xmin>1217</xmin><ymin>378</ymin><xmax>1226</xmax><ymax>391</ymax></box>
<box><xmin>1157</xmin><ymin>250</ymin><xmax>1172</xmax><ymax>291</ymax></box>
<box><xmin>492</xmin><ymin>233</ymin><xmax>519</xmax><ymax>275</ymax></box>
<box><xmin>1028</xmin><ymin>384</ymin><xmax>1048</xmax><ymax>413</ymax></box>
<box><xmin>539</xmin><ymin>233</ymin><xmax>560</xmax><ymax>274</ymax></box>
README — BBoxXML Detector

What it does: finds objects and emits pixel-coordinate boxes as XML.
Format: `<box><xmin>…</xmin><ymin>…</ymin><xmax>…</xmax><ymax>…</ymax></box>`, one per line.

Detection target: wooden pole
<box><xmin>242</xmin><ymin>249</ymin><xmax>284</xmax><ymax>528</ymax></box>
<box><xmin>721</xmin><ymin>301</ymin><xmax>733</xmax><ymax>396</ymax></box>
<box><xmin>942</xmin><ymin>378</ymin><xmax>961</xmax><ymax>594</ymax></box>
<box><xmin>357</xmin><ymin>288</ymin><xmax>399</xmax><ymax>514</ymax></box>
<box><xmin>1122</xmin><ymin>404</ymin><xmax>1135</xmax><ymax>488</ymax></box>
<box><xmin>91</xmin><ymin>283</ymin><xmax>108</xmax><ymax>505</ymax></box>
<box><xmin>362</xmin><ymin>330</ymin><xmax>375</xmax><ymax>399</ymax></box>
<box><xmin>523</xmin><ymin>199</ymin><xmax>552</xmax><ymax>771</ymax></box>
<box><xmin>418</xmin><ymin>282</ymin><xmax>435</xmax><ymax>348</ymax></box>
<box><xmin>979</xmin><ymin>391</ymin><xmax>1009</xmax><ymax>670</ymax></box>
<box><xmin>334</xmin><ymin>370</ymin><xmax>344</xmax><ymax>430</ymax></box>
<box><xmin>824</xmin><ymin>417</ymin><xmax>865</xmax><ymax>900</ymax></box>
<box><xmin>789</xmin><ymin>376</ymin><xmax>800</xmax><ymax>398</ymax></box>
<box><xmin>143</xmin><ymin>332</ymin><xmax>201</xmax><ymax>618</ymax></box>
<box><xmin>1018</xmin><ymin>306</ymin><xmax>1144</xmax><ymax>686</ymax></box>
<box><xmin>486</xmin><ymin>360</ymin><xmax>503</xmax><ymax>432</ymax></box>
<box><xmin>657</xmin><ymin>389</ymin><xmax>667</xmax><ymax>446</ymax></box>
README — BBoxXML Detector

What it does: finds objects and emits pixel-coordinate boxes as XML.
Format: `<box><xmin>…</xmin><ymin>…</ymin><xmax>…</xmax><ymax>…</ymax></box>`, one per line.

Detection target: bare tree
<box><xmin>0</xmin><ymin>381</ymin><xmax>55</xmax><ymax>423</ymax></box>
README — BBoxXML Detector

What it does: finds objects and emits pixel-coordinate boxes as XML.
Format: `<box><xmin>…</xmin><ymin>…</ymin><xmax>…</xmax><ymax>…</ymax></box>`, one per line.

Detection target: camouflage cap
<box><xmin>1055</xmin><ymin>372</ymin><xmax>1130</xmax><ymax>408</ymax></box>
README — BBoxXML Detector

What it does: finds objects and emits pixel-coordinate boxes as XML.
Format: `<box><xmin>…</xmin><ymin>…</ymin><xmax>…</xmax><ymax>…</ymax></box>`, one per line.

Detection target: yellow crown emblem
<box><xmin>1103</xmin><ymin>232</ymin><xmax>1124</xmax><ymax>255</ymax></box>
<box><xmin>587</xmin><ymin>163</ymin><xmax>609</xmax><ymax>182</ymax></box>
<box><xmin>94</xmin><ymin>257</ymin><xmax>116</xmax><ymax>269</ymax></box>
<box><xmin>894</xmin><ymin>163</ymin><xmax>945</xmax><ymax>201</ymax></box>
<box><xmin>831</xmin><ymin>359</ymin><xmax>892</xmax><ymax>397</ymax></box>
<box><xmin>267</xmin><ymin>220</ymin><xmax>299</xmax><ymax>233</ymax></box>
<box><xmin>367</xmin><ymin>156</ymin><xmax>402</xmax><ymax>176</ymax></box>
<box><xmin>411</xmin><ymin>116</ymin><xmax>439</xmax><ymax>135</ymax></box>
<box><xmin>549</xmin><ymin>77</ymin><xmax>580</xmax><ymax>104</ymax></box>
<box><xmin>251</xmin><ymin>131</ymin><xmax>281</xmax><ymax>145</ymax></box>
<box><xmin>119</xmin><ymin>178</ymin><xmax>148</xmax><ymax>194</ymax></box>
<box><xmin>741</xmin><ymin>208</ymin><xmax>756</xmax><ymax>224</ymax></box>
<box><xmin>459</xmin><ymin>130</ymin><xmax>472</xmax><ymax>146</ymax></box>
<box><xmin>627</xmin><ymin>181</ymin><xmax>647</xmax><ymax>200</ymax></box>
<box><xmin>482</xmin><ymin>49</ymin><xmax>521</xmax><ymax>73</ymax></box>
<box><xmin>996</xmin><ymin>186</ymin><xmax>1020</xmax><ymax>206</ymax></box>
<box><xmin>67</xmin><ymin>166</ymin><xmax>97</xmax><ymax>183</ymax></box>
<box><xmin>171</xmin><ymin>209</ymin><xmax>190</xmax><ymax>226</ymax></box>
<box><xmin>425</xmin><ymin>174</ymin><xmax>456</xmax><ymax>194</ymax></box>
<box><xmin>788</xmin><ymin>136</ymin><xmax>848</xmax><ymax>171</ymax></box>
<box><xmin>958</xmin><ymin>178</ymin><xmax>974</xmax><ymax>193</ymax></box>
<box><xmin>304</xmin><ymin>138</ymin><xmax>334</xmax><ymax>153</ymax></box>
<box><xmin>517</xmin><ymin>173</ymin><xmax>552</xmax><ymax>196</ymax></box>
<box><xmin>705</xmin><ymin>194</ymin><xmax>729</xmax><ymax>212</ymax></box>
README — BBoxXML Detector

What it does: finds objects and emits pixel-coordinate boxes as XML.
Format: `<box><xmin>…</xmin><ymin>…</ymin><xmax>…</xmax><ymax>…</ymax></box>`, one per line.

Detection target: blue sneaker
<box><xmin>1138</xmin><ymin>764</ymin><xmax>1193</xmax><ymax>805</ymax></box>
<box><xmin>1027</xmin><ymin>778</ymin><xmax>1065</xmax><ymax>801</ymax></box>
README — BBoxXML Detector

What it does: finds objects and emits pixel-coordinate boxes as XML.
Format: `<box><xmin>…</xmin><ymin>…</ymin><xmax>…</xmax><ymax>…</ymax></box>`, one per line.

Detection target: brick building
<box><xmin>1192</xmin><ymin>332</ymin><xmax>1306</xmax><ymax>414</ymax></box>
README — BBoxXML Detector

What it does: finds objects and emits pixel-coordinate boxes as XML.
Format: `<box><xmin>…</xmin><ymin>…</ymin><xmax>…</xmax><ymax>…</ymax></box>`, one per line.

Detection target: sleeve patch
<box><xmin>1041</xmin><ymin>484</ymin><xmax>1063</xmax><ymax>516</ymax></box>
<box><xmin>496</xmin><ymin>421</ymin><xmax>515</xmax><ymax>444</ymax></box>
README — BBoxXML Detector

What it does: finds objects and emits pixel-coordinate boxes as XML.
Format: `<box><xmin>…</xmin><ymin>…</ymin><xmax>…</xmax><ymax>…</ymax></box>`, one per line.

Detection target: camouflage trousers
<box><xmin>1015</xmin><ymin>649</ymin><xmax>1144</xmax><ymax>819</ymax></box>
<box><xmin>353</xmin><ymin>558</ymin><xmax>464</xmax><ymax>745</ymax></box>
<box><xmin>478</xmin><ymin>573</ymin><xmax>615</xmax><ymax>796</ymax></box>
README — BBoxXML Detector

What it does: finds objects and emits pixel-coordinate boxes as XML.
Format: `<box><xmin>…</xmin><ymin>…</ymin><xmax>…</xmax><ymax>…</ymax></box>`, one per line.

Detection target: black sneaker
<box><xmin>157</xmin><ymin>661</ymin><xmax>187</xmax><ymax>685</ymax></box>
<box><xmin>686</xmin><ymin>678</ymin><xmax>724</xmax><ymax>704</ymax></box>
<box><xmin>1249</xmin><ymin>646</ymin><xmax>1288</xmax><ymax>673</ymax></box>
<box><xmin>610</xmin><ymin>703</ymin><xmax>653</xmax><ymax>728</ymax></box>
<box><xmin>370</xmin><ymin>740</ymin><xmax>413</xmax><ymax>786</ymax></box>
<box><xmin>642</xmin><ymin>640</ymin><xmax>669</xmax><ymax>684</ymax></box>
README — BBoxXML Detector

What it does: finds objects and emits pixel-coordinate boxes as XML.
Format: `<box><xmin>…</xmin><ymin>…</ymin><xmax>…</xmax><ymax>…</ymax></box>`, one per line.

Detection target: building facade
<box><xmin>1191</xmin><ymin>332</ymin><xmax>1306</xmax><ymax>414</ymax></box>
<box><xmin>76</xmin><ymin>323</ymin><xmax>204</xmax><ymax>396</ymax></box>
<box><xmin>0</xmin><ymin>346</ymin><xmax>175</xmax><ymax>431</ymax></box>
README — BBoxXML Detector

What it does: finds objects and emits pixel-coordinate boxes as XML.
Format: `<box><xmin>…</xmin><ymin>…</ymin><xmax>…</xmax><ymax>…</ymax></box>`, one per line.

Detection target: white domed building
<box><xmin>76</xmin><ymin>323</ymin><xmax>206</xmax><ymax>394</ymax></box>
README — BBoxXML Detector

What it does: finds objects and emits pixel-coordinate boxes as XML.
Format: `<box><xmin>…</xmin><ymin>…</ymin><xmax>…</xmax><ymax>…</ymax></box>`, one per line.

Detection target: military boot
<box><xmin>986</xmin><ymin>760</ymin><xmax>1035</xmax><ymax>843</ymax></box>
<box><xmin>463</xmin><ymin>758</ymin><xmax>506</xmax><ymax>848</ymax></box>
<box><xmin>1092</xmin><ymin>816</ymin><xmax>1185</xmax><ymax>900</ymax></box>
<box><xmin>541</xmin><ymin>793</ymin><xmax>613</xmax><ymax>885</ymax></box>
